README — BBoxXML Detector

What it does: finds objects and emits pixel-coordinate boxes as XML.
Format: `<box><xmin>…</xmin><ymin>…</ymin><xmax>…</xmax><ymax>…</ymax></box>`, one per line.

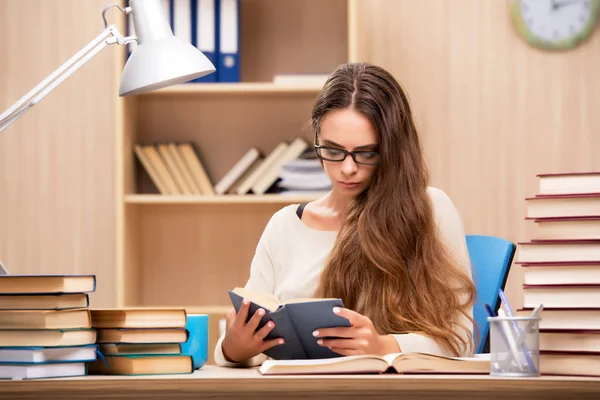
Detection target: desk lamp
<box><xmin>0</xmin><ymin>0</ymin><xmax>216</xmax><ymax>133</ymax></box>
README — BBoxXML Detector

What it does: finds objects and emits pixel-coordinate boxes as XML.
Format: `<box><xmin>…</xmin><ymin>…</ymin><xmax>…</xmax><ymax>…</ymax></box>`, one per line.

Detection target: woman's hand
<box><xmin>313</xmin><ymin>307</ymin><xmax>400</xmax><ymax>356</ymax></box>
<box><xmin>221</xmin><ymin>299</ymin><xmax>284</xmax><ymax>363</ymax></box>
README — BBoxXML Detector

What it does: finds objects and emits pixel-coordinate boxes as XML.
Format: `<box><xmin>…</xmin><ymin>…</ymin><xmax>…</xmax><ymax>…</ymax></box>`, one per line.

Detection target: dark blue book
<box><xmin>228</xmin><ymin>288</ymin><xmax>351</xmax><ymax>360</ymax></box>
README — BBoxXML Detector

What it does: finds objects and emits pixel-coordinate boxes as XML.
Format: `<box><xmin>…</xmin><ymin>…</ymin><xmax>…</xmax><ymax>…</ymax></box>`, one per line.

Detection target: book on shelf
<box><xmin>235</xmin><ymin>141</ymin><xmax>289</xmax><ymax>195</ymax></box>
<box><xmin>134</xmin><ymin>145</ymin><xmax>170</xmax><ymax>195</ymax></box>
<box><xmin>528</xmin><ymin>216</ymin><xmax>600</xmax><ymax>240</ymax></box>
<box><xmin>0</xmin><ymin>293</ymin><xmax>89</xmax><ymax>310</ymax></box>
<box><xmin>0</xmin><ymin>309</ymin><xmax>92</xmax><ymax>330</ymax></box>
<box><xmin>228</xmin><ymin>287</ymin><xmax>350</xmax><ymax>360</ymax></box>
<box><xmin>516</xmin><ymin>239</ymin><xmax>600</xmax><ymax>263</ymax></box>
<box><xmin>90</xmin><ymin>309</ymin><xmax>187</xmax><ymax>329</ymax></box>
<box><xmin>525</xmin><ymin>193</ymin><xmax>600</xmax><ymax>219</ymax></box>
<box><xmin>135</xmin><ymin>142</ymin><xmax>215</xmax><ymax>195</ymax></box>
<box><xmin>178</xmin><ymin>143</ymin><xmax>215</xmax><ymax>195</ymax></box>
<box><xmin>537</xmin><ymin>172</ymin><xmax>600</xmax><ymax>196</ymax></box>
<box><xmin>0</xmin><ymin>345</ymin><xmax>98</xmax><ymax>364</ymax></box>
<box><xmin>0</xmin><ymin>362</ymin><xmax>87</xmax><ymax>380</ymax></box>
<box><xmin>258</xmin><ymin>352</ymin><xmax>490</xmax><ymax>375</ymax></box>
<box><xmin>88</xmin><ymin>354</ymin><xmax>193</xmax><ymax>376</ymax></box>
<box><xmin>95</xmin><ymin>328</ymin><xmax>188</xmax><ymax>344</ymax></box>
<box><xmin>141</xmin><ymin>145</ymin><xmax>182</xmax><ymax>195</ymax></box>
<box><xmin>214</xmin><ymin>147</ymin><xmax>262</xmax><ymax>195</ymax></box>
<box><xmin>540</xmin><ymin>352</ymin><xmax>600</xmax><ymax>377</ymax></box>
<box><xmin>0</xmin><ymin>329</ymin><xmax>97</xmax><ymax>347</ymax></box>
<box><xmin>157</xmin><ymin>143</ymin><xmax>195</xmax><ymax>195</ymax></box>
<box><xmin>519</xmin><ymin>308</ymin><xmax>600</xmax><ymax>330</ymax></box>
<box><xmin>522</xmin><ymin>284</ymin><xmax>600</xmax><ymax>308</ymax></box>
<box><xmin>519</xmin><ymin>262</ymin><xmax>600</xmax><ymax>285</ymax></box>
<box><xmin>539</xmin><ymin>330</ymin><xmax>600</xmax><ymax>353</ymax></box>
<box><xmin>0</xmin><ymin>275</ymin><xmax>96</xmax><ymax>294</ymax></box>
<box><xmin>227</xmin><ymin>157</ymin><xmax>264</xmax><ymax>194</ymax></box>
<box><xmin>251</xmin><ymin>137</ymin><xmax>309</xmax><ymax>195</ymax></box>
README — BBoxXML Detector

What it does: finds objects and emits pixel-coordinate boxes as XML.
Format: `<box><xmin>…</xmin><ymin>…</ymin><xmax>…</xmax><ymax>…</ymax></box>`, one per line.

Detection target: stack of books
<box><xmin>517</xmin><ymin>172</ymin><xmax>600</xmax><ymax>376</ymax></box>
<box><xmin>215</xmin><ymin>137</ymin><xmax>311</xmax><ymax>196</ymax></box>
<box><xmin>135</xmin><ymin>142</ymin><xmax>215</xmax><ymax>195</ymax></box>
<box><xmin>274</xmin><ymin>152</ymin><xmax>332</xmax><ymax>196</ymax></box>
<box><xmin>0</xmin><ymin>275</ymin><xmax>97</xmax><ymax>380</ymax></box>
<box><xmin>88</xmin><ymin>309</ymin><xmax>193</xmax><ymax>375</ymax></box>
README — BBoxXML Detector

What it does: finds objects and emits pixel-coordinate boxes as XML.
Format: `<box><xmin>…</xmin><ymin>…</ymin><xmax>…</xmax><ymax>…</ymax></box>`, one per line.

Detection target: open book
<box><xmin>259</xmin><ymin>352</ymin><xmax>490</xmax><ymax>375</ymax></box>
<box><xmin>228</xmin><ymin>287</ymin><xmax>351</xmax><ymax>360</ymax></box>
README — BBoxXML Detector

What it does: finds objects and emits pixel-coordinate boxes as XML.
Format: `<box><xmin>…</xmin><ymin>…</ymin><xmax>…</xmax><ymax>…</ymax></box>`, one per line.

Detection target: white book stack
<box><xmin>275</xmin><ymin>154</ymin><xmax>332</xmax><ymax>196</ymax></box>
<box><xmin>516</xmin><ymin>172</ymin><xmax>600</xmax><ymax>377</ymax></box>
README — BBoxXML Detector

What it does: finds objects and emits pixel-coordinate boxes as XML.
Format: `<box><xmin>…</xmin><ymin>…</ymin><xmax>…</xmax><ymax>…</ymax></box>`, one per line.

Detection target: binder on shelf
<box><xmin>217</xmin><ymin>0</ymin><xmax>240</xmax><ymax>82</ymax></box>
<box><xmin>192</xmin><ymin>0</ymin><xmax>217</xmax><ymax>82</ymax></box>
<box><xmin>172</xmin><ymin>0</ymin><xmax>193</xmax><ymax>46</ymax></box>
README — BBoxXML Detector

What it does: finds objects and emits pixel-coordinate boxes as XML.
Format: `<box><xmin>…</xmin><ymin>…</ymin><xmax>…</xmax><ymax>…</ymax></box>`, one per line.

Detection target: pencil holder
<box><xmin>488</xmin><ymin>315</ymin><xmax>541</xmax><ymax>377</ymax></box>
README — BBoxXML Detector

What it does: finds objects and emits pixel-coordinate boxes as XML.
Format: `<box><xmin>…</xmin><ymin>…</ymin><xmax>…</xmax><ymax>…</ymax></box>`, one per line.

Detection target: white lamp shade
<box><xmin>118</xmin><ymin>0</ymin><xmax>216</xmax><ymax>96</ymax></box>
<box><xmin>119</xmin><ymin>37</ymin><xmax>216</xmax><ymax>96</ymax></box>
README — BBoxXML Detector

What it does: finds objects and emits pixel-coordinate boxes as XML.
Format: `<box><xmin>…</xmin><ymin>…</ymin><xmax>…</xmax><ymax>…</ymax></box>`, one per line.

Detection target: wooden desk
<box><xmin>1</xmin><ymin>366</ymin><xmax>599</xmax><ymax>400</ymax></box>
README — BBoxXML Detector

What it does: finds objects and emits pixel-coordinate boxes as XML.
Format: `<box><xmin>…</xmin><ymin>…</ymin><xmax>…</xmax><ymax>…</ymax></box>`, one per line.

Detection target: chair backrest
<box><xmin>465</xmin><ymin>234</ymin><xmax>516</xmax><ymax>354</ymax></box>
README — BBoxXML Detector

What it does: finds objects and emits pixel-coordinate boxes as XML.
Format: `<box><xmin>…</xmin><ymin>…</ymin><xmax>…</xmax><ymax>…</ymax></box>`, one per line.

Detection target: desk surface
<box><xmin>1</xmin><ymin>366</ymin><xmax>600</xmax><ymax>400</ymax></box>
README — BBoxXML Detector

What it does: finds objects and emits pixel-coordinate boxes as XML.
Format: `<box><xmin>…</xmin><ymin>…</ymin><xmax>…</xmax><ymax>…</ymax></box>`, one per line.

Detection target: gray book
<box><xmin>228</xmin><ymin>288</ymin><xmax>351</xmax><ymax>360</ymax></box>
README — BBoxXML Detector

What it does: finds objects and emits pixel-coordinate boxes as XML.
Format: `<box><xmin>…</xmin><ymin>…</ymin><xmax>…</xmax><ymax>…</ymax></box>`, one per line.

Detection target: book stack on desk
<box><xmin>517</xmin><ymin>172</ymin><xmax>600</xmax><ymax>376</ymax></box>
<box><xmin>0</xmin><ymin>275</ymin><xmax>98</xmax><ymax>379</ymax></box>
<box><xmin>88</xmin><ymin>309</ymin><xmax>193</xmax><ymax>375</ymax></box>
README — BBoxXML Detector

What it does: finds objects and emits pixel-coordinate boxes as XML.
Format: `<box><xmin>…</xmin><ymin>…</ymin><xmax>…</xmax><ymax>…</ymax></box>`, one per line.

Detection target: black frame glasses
<box><xmin>313</xmin><ymin>132</ymin><xmax>381</xmax><ymax>166</ymax></box>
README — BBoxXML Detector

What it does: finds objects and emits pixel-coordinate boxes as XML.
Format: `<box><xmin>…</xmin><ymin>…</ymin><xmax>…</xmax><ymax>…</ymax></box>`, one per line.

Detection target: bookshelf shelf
<box><xmin>143</xmin><ymin>83</ymin><xmax>325</xmax><ymax>95</ymax></box>
<box><xmin>118</xmin><ymin>0</ymin><xmax>350</xmax><ymax>319</ymax></box>
<box><xmin>124</xmin><ymin>194</ymin><xmax>322</xmax><ymax>205</ymax></box>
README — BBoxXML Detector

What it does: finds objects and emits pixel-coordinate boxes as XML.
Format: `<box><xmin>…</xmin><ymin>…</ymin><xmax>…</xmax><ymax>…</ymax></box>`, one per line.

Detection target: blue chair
<box><xmin>465</xmin><ymin>235</ymin><xmax>516</xmax><ymax>354</ymax></box>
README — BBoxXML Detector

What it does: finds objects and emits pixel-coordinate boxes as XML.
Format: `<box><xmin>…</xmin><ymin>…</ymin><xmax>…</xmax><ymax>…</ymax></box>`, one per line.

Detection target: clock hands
<box><xmin>551</xmin><ymin>0</ymin><xmax>584</xmax><ymax>10</ymax></box>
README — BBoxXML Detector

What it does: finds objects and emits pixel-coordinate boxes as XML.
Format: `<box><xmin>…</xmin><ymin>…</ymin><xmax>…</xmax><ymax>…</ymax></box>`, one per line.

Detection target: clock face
<box><xmin>511</xmin><ymin>0</ymin><xmax>600</xmax><ymax>50</ymax></box>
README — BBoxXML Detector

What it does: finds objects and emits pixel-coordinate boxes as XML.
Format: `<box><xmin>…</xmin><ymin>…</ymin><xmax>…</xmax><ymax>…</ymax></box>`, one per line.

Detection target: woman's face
<box><xmin>317</xmin><ymin>108</ymin><xmax>380</xmax><ymax>196</ymax></box>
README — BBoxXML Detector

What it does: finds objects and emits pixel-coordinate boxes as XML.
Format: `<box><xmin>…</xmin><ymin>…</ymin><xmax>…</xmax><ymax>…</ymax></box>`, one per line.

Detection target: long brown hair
<box><xmin>313</xmin><ymin>63</ymin><xmax>476</xmax><ymax>356</ymax></box>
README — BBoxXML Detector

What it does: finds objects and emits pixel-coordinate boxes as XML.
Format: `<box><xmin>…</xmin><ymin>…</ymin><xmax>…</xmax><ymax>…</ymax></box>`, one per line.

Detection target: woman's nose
<box><xmin>340</xmin><ymin>154</ymin><xmax>358</xmax><ymax>175</ymax></box>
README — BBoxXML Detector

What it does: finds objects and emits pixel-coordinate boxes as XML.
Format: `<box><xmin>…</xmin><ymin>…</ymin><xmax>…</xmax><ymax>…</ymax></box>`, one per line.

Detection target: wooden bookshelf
<box><xmin>124</xmin><ymin>195</ymin><xmax>325</xmax><ymax>205</ymax></box>
<box><xmin>118</xmin><ymin>0</ymin><xmax>350</xmax><ymax>311</ymax></box>
<box><xmin>144</xmin><ymin>82</ymin><xmax>325</xmax><ymax>95</ymax></box>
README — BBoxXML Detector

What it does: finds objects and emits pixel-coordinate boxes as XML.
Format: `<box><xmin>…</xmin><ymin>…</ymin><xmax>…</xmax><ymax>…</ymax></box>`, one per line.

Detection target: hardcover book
<box><xmin>228</xmin><ymin>287</ymin><xmax>351</xmax><ymax>360</ymax></box>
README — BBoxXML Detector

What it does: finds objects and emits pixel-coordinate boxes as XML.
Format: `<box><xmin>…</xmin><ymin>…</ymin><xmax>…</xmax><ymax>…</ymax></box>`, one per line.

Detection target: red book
<box><xmin>525</xmin><ymin>194</ymin><xmax>600</xmax><ymax>219</ymax></box>
<box><xmin>517</xmin><ymin>240</ymin><xmax>600</xmax><ymax>263</ymax></box>
<box><xmin>522</xmin><ymin>284</ymin><xmax>600</xmax><ymax>309</ymax></box>
<box><xmin>519</xmin><ymin>262</ymin><xmax>600</xmax><ymax>285</ymax></box>
<box><xmin>536</xmin><ymin>172</ymin><xmax>600</xmax><ymax>196</ymax></box>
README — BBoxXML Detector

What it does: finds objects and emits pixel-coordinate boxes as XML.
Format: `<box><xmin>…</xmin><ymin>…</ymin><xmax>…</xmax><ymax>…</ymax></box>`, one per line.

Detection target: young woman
<box><xmin>215</xmin><ymin>62</ymin><xmax>476</xmax><ymax>367</ymax></box>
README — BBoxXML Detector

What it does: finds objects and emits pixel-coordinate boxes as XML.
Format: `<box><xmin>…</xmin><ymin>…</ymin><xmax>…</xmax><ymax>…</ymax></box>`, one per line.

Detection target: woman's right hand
<box><xmin>221</xmin><ymin>298</ymin><xmax>284</xmax><ymax>363</ymax></box>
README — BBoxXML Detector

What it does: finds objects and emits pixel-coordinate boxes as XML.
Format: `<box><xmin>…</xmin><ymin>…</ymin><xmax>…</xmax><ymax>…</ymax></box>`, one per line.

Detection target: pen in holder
<box><xmin>487</xmin><ymin>313</ymin><xmax>541</xmax><ymax>377</ymax></box>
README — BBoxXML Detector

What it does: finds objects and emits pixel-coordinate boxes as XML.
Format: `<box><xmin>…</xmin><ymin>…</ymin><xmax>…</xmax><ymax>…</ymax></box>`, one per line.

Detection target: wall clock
<box><xmin>510</xmin><ymin>0</ymin><xmax>600</xmax><ymax>50</ymax></box>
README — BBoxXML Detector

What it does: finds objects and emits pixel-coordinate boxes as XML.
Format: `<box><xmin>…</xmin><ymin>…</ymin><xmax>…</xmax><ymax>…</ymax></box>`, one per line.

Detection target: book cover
<box><xmin>228</xmin><ymin>288</ymin><xmax>351</xmax><ymax>360</ymax></box>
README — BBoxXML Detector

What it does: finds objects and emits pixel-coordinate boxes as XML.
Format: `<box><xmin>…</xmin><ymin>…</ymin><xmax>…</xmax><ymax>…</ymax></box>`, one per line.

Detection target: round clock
<box><xmin>510</xmin><ymin>0</ymin><xmax>600</xmax><ymax>50</ymax></box>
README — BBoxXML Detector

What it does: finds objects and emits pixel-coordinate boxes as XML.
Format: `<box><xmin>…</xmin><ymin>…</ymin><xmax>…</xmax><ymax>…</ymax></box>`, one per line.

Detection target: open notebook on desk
<box><xmin>259</xmin><ymin>352</ymin><xmax>490</xmax><ymax>375</ymax></box>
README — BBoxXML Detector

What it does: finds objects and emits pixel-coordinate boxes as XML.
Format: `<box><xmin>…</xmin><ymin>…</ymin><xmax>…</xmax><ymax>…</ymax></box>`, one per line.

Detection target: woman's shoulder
<box><xmin>265</xmin><ymin>204</ymin><xmax>302</xmax><ymax>229</ymax></box>
<box><xmin>426</xmin><ymin>186</ymin><xmax>464</xmax><ymax>227</ymax></box>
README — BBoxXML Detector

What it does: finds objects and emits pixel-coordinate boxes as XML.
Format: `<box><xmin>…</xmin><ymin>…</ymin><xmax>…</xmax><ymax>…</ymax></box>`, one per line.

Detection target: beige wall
<box><xmin>1</xmin><ymin>0</ymin><xmax>599</xmax><ymax>310</ymax></box>
<box><xmin>350</xmin><ymin>0</ymin><xmax>600</xmax><ymax>307</ymax></box>
<box><xmin>0</xmin><ymin>0</ymin><xmax>121</xmax><ymax>306</ymax></box>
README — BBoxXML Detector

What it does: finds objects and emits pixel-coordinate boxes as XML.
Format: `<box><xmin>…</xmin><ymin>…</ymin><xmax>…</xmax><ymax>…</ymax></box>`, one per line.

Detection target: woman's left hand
<box><xmin>313</xmin><ymin>307</ymin><xmax>400</xmax><ymax>356</ymax></box>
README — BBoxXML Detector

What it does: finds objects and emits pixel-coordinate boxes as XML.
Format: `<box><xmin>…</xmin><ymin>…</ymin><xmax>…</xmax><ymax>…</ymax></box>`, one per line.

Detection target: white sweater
<box><xmin>214</xmin><ymin>187</ymin><xmax>473</xmax><ymax>366</ymax></box>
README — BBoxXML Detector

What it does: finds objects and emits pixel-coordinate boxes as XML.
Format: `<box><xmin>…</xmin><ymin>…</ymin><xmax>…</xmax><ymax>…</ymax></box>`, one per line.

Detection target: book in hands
<box><xmin>228</xmin><ymin>287</ymin><xmax>351</xmax><ymax>360</ymax></box>
<box><xmin>259</xmin><ymin>352</ymin><xmax>491</xmax><ymax>375</ymax></box>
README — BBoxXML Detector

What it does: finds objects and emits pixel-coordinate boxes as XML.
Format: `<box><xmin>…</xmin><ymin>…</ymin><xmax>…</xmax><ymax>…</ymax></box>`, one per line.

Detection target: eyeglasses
<box><xmin>314</xmin><ymin>133</ymin><xmax>381</xmax><ymax>166</ymax></box>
